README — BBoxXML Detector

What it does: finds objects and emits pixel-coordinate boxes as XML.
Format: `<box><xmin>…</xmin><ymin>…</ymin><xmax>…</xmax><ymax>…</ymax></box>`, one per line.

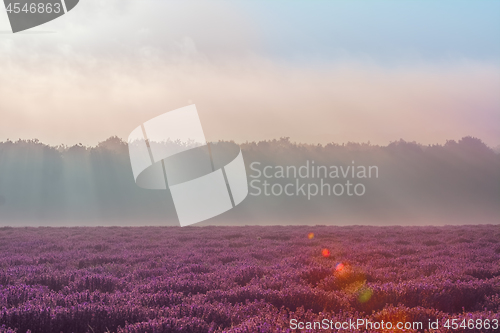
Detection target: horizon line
<box><xmin>1</xmin><ymin>135</ymin><xmax>499</xmax><ymax>150</ymax></box>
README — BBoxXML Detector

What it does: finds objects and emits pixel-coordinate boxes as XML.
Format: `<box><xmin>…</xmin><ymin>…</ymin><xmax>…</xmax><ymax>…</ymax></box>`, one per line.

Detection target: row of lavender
<box><xmin>0</xmin><ymin>225</ymin><xmax>499</xmax><ymax>332</ymax></box>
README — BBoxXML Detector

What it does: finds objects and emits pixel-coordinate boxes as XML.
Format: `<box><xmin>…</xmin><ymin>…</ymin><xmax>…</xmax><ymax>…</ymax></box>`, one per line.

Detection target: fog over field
<box><xmin>0</xmin><ymin>136</ymin><xmax>498</xmax><ymax>227</ymax></box>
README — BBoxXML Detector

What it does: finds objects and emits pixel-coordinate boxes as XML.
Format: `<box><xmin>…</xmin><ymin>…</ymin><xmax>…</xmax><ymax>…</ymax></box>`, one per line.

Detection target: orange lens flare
<box><xmin>322</xmin><ymin>248</ymin><xmax>330</xmax><ymax>257</ymax></box>
<box><xmin>308</xmin><ymin>233</ymin><xmax>314</xmax><ymax>239</ymax></box>
<box><xmin>335</xmin><ymin>263</ymin><xmax>344</xmax><ymax>271</ymax></box>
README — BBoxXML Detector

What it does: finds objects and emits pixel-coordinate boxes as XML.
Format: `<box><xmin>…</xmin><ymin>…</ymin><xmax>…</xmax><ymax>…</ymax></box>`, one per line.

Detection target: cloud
<box><xmin>0</xmin><ymin>0</ymin><xmax>498</xmax><ymax>146</ymax></box>
<box><xmin>0</xmin><ymin>51</ymin><xmax>498</xmax><ymax>147</ymax></box>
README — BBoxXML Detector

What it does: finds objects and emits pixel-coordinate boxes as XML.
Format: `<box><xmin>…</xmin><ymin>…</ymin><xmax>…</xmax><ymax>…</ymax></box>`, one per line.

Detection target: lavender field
<box><xmin>0</xmin><ymin>225</ymin><xmax>499</xmax><ymax>332</ymax></box>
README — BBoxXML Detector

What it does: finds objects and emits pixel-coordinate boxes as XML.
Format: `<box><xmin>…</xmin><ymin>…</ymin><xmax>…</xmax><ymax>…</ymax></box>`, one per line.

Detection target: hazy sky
<box><xmin>0</xmin><ymin>0</ymin><xmax>499</xmax><ymax>146</ymax></box>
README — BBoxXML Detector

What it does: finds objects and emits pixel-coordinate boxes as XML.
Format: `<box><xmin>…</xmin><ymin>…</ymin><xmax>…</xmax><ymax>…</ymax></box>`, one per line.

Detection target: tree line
<box><xmin>0</xmin><ymin>136</ymin><xmax>498</xmax><ymax>226</ymax></box>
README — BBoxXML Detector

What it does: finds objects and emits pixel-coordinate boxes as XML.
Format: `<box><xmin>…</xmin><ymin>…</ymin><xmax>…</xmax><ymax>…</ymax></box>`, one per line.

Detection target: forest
<box><xmin>0</xmin><ymin>136</ymin><xmax>498</xmax><ymax>226</ymax></box>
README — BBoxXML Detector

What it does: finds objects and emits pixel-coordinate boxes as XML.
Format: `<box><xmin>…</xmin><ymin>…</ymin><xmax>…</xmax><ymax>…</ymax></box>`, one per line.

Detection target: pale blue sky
<box><xmin>236</xmin><ymin>0</ymin><xmax>500</xmax><ymax>64</ymax></box>
<box><xmin>0</xmin><ymin>0</ymin><xmax>499</xmax><ymax>146</ymax></box>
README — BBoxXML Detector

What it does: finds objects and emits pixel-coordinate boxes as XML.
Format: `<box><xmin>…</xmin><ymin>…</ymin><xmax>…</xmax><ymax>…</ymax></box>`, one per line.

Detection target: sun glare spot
<box><xmin>358</xmin><ymin>288</ymin><xmax>373</xmax><ymax>303</ymax></box>
<box><xmin>308</xmin><ymin>232</ymin><xmax>314</xmax><ymax>239</ymax></box>
<box><xmin>336</xmin><ymin>263</ymin><xmax>344</xmax><ymax>271</ymax></box>
<box><xmin>322</xmin><ymin>248</ymin><xmax>330</xmax><ymax>257</ymax></box>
